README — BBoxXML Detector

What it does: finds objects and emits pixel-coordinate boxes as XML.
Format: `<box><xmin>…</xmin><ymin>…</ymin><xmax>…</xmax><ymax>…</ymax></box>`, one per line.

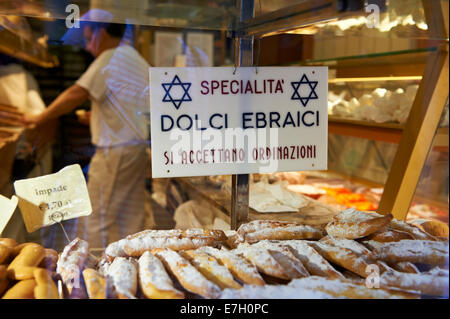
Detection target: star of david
<box><xmin>291</xmin><ymin>74</ymin><xmax>318</xmax><ymax>107</ymax></box>
<box><xmin>162</xmin><ymin>75</ymin><xmax>192</xmax><ymax>110</ymax></box>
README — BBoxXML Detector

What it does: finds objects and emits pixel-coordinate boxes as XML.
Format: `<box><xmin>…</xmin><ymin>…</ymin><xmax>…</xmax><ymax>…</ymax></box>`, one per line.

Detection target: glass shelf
<box><xmin>1</xmin><ymin>0</ymin><xmax>447</xmax><ymax>42</ymax></box>
<box><xmin>252</xmin><ymin>0</ymin><xmax>448</xmax><ymax>41</ymax></box>
<box><xmin>0</xmin><ymin>16</ymin><xmax>59</xmax><ymax>68</ymax></box>
<box><xmin>301</xmin><ymin>47</ymin><xmax>437</xmax><ymax>66</ymax></box>
<box><xmin>302</xmin><ymin>47</ymin><xmax>437</xmax><ymax>79</ymax></box>
<box><xmin>0</xmin><ymin>0</ymin><xmax>238</xmax><ymax>31</ymax></box>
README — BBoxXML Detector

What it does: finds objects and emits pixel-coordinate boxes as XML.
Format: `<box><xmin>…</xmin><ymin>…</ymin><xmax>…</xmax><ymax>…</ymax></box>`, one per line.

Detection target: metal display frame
<box><xmin>230</xmin><ymin>0</ymin><xmax>449</xmax><ymax>224</ymax></box>
<box><xmin>378</xmin><ymin>0</ymin><xmax>449</xmax><ymax>219</ymax></box>
<box><xmin>0</xmin><ymin>0</ymin><xmax>447</xmax><ymax>226</ymax></box>
<box><xmin>230</xmin><ymin>0</ymin><xmax>254</xmax><ymax>230</ymax></box>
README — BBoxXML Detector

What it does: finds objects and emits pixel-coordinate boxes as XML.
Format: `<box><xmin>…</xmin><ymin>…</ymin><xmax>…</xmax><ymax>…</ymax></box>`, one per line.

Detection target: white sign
<box><xmin>150</xmin><ymin>67</ymin><xmax>328</xmax><ymax>178</ymax></box>
<box><xmin>0</xmin><ymin>195</ymin><xmax>18</xmax><ymax>235</ymax></box>
<box><xmin>13</xmin><ymin>164</ymin><xmax>92</xmax><ymax>233</ymax></box>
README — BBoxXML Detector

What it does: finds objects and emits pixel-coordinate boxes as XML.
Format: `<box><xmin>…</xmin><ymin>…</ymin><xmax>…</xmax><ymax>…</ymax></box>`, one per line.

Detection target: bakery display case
<box><xmin>0</xmin><ymin>0</ymin><xmax>449</xmax><ymax>301</ymax></box>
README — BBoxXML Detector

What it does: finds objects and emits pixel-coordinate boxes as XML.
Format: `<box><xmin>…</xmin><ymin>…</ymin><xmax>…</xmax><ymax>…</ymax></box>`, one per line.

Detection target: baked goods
<box><xmin>235</xmin><ymin>243</ymin><xmax>292</xmax><ymax>280</ymax></box>
<box><xmin>0</xmin><ymin>238</ymin><xmax>18</xmax><ymax>249</ymax></box>
<box><xmin>236</xmin><ymin>220</ymin><xmax>324</xmax><ymax>243</ymax></box>
<box><xmin>198</xmin><ymin>246</ymin><xmax>266</xmax><ymax>286</ymax></box>
<box><xmin>366</xmin><ymin>229</ymin><xmax>415</xmax><ymax>243</ymax></box>
<box><xmin>51</xmin><ymin>213</ymin><xmax>450</xmax><ymax>299</ymax></box>
<box><xmin>392</xmin><ymin>262</ymin><xmax>420</xmax><ymax>274</ymax></box>
<box><xmin>124</xmin><ymin>235</ymin><xmax>217</xmax><ymax>258</ymax></box>
<box><xmin>409</xmin><ymin>219</ymin><xmax>449</xmax><ymax>238</ymax></box>
<box><xmin>388</xmin><ymin>219</ymin><xmax>437</xmax><ymax>241</ymax></box>
<box><xmin>8</xmin><ymin>266</ymin><xmax>42</xmax><ymax>280</ymax></box>
<box><xmin>319</xmin><ymin>236</ymin><xmax>372</xmax><ymax>261</ymax></box>
<box><xmin>0</xmin><ymin>238</ymin><xmax>61</xmax><ymax>299</ymax></box>
<box><xmin>33</xmin><ymin>268</ymin><xmax>59</xmax><ymax>299</ymax></box>
<box><xmin>427</xmin><ymin>267</ymin><xmax>449</xmax><ymax>277</ymax></box>
<box><xmin>10</xmin><ymin>243</ymin><xmax>41</xmax><ymax>258</ymax></box>
<box><xmin>0</xmin><ymin>265</ymin><xmax>9</xmax><ymax>296</ymax></box>
<box><xmin>105</xmin><ymin>239</ymin><xmax>128</xmax><ymax>261</ymax></box>
<box><xmin>220</xmin><ymin>275</ymin><xmax>418</xmax><ymax>299</ymax></box>
<box><xmin>82</xmin><ymin>268</ymin><xmax>107</xmax><ymax>299</ymax></box>
<box><xmin>288</xmin><ymin>276</ymin><xmax>419</xmax><ymax>299</ymax></box>
<box><xmin>56</xmin><ymin>237</ymin><xmax>89</xmax><ymax>294</ymax></box>
<box><xmin>181</xmin><ymin>250</ymin><xmax>242</xmax><ymax>290</ymax></box>
<box><xmin>105</xmin><ymin>257</ymin><xmax>138</xmax><ymax>299</ymax></box>
<box><xmin>0</xmin><ymin>244</ymin><xmax>11</xmax><ymax>264</ymax></box>
<box><xmin>2</xmin><ymin>278</ymin><xmax>36</xmax><ymax>299</ymax></box>
<box><xmin>325</xmin><ymin>210</ymin><xmax>393</xmax><ymax>239</ymax></box>
<box><xmin>105</xmin><ymin>229</ymin><xmax>227</xmax><ymax>258</ymax></box>
<box><xmin>251</xmin><ymin>241</ymin><xmax>310</xmax><ymax>279</ymax></box>
<box><xmin>277</xmin><ymin>240</ymin><xmax>345</xmax><ymax>279</ymax></box>
<box><xmin>220</xmin><ymin>279</ymin><xmax>335</xmax><ymax>299</ymax></box>
<box><xmin>39</xmin><ymin>248</ymin><xmax>59</xmax><ymax>272</ymax></box>
<box><xmin>103</xmin><ymin>228</ymin><xmax>224</xmax><ymax>260</ymax></box>
<box><xmin>369</xmin><ymin>240</ymin><xmax>449</xmax><ymax>266</ymax></box>
<box><xmin>380</xmin><ymin>270</ymin><xmax>449</xmax><ymax>296</ymax></box>
<box><xmin>138</xmin><ymin>251</ymin><xmax>184</xmax><ymax>299</ymax></box>
<box><xmin>332</xmin><ymin>208</ymin><xmax>382</xmax><ymax>222</ymax></box>
<box><xmin>7</xmin><ymin>244</ymin><xmax>45</xmax><ymax>280</ymax></box>
<box><xmin>153</xmin><ymin>248</ymin><xmax>222</xmax><ymax>299</ymax></box>
<box><xmin>308</xmin><ymin>241</ymin><xmax>371</xmax><ymax>278</ymax></box>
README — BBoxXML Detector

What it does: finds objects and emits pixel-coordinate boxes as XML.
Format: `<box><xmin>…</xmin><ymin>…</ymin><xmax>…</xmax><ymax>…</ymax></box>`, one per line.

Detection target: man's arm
<box><xmin>21</xmin><ymin>84</ymin><xmax>89</xmax><ymax>127</ymax></box>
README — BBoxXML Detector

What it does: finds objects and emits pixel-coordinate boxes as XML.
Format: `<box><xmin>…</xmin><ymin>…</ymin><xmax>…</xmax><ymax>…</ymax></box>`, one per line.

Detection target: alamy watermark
<box><xmin>65</xmin><ymin>4</ymin><xmax>80</xmax><ymax>29</ymax></box>
<box><xmin>365</xmin><ymin>3</ymin><xmax>380</xmax><ymax>28</ymax></box>
<box><xmin>365</xmin><ymin>264</ymin><xmax>380</xmax><ymax>289</ymax></box>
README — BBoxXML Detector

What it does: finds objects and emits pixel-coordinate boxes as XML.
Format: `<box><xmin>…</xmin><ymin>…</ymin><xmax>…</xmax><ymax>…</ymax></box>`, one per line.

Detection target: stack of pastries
<box><xmin>54</xmin><ymin>209</ymin><xmax>449</xmax><ymax>299</ymax></box>
<box><xmin>0</xmin><ymin>239</ymin><xmax>60</xmax><ymax>299</ymax></box>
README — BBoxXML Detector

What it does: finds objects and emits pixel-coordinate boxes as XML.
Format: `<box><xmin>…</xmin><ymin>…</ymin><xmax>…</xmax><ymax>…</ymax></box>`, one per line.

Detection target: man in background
<box><xmin>0</xmin><ymin>53</ymin><xmax>48</xmax><ymax>243</ymax></box>
<box><xmin>22</xmin><ymin>11</ymin><xmax>151</xmax><ymax>249</ymax></box>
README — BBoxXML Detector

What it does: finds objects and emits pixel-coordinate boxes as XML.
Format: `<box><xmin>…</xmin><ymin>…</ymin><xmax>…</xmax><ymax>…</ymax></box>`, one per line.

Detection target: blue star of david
<box><xmin>291</xmin><ymin>74</ymin><xmax>318</xmax><ymax>107</ymax></box>
<box><xmin>162</xmin><ymin>75</ymin><xmax>192</xmax><ymax>110</ymax></box>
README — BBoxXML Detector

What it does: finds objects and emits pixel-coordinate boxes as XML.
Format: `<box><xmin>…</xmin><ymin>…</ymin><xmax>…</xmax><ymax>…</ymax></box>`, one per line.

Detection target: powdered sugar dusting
<box><xmin>241</xmin><ymin>224</ymin><xmax>323</xmax><ymax>243</ymax></box>
<box><xmin>322</xmin><ymin>237</ymin><xmax>371</xmax><ymax>258</ymax></box>
<box><xmin>277</xmin><ymin>240</ymin><xmax>344</xmax><ymax>278</ymax></box>
<box><xmin>235</xmin><ymin>243</ymin><xmax>286</xmax><ymax>278</ymax></box>
<box><xmin>334</xmin><ymin>208</ymin><xmax>383</xmax><ymax>222</ymax></box>
<box><xmin>124</xmin><ymin>236</ymin><xmax>214</xmax><ymax>256</ymax></box>
<box><xmin>138</xmin><ymin>251</ymin><xmax>180</xmax><ymax>293</ymax></box>
<box><xmin>198</xmin><ymin>246</ymin><xmax>264</xmax><ymax>285</ymax></box>
<box><xmin>154</xmin><ymin>248</ymin><xmax>221</xmax><ymax>298</ymax></box>
<box><xmin>220</xmin><ymin>281</ymin><xmax>334</xmax><ymax>299</ymax></box>
<box><xmin>371</xmin><ymin>240</ymin><xmax>449</xmax><ymax>264</ymax></box>
<box><xmin>380</xmin><ymin>271</ymin><xmax>449</xmax><ymax>296</ymax></box>
<box><xmin>56</xmin><ymin>237</ymin><xmax>89</xmax><ymax>285</ymax></box>
<box><xmin>105</xmin><ymin>239</ymin><xmax>128</xmax><ymax>258</ymax></box>
<box><xmin>389</xmin><ymin>219</ymin><xmax>436</xmax><ymax>240</ymax></box>
<box><xmin>184</xmin><ymin>250</ymin><xmax>239</xmax><ymax>289</ymax></box>
<box><xmin>106</xmin><ymin>257</ymin><xmax>138</xmax><ymax>298</ymax></box>
<box><xmin>289</xmin><ymin>276</ymin><xmax>412</xmax><ymax>299</ymax></box>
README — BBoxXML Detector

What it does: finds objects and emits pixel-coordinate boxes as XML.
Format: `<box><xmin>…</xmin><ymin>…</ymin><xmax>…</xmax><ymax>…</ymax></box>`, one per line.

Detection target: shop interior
<box><xmin>0</xmin><ymin>0</ymin><xmax>448</xmax><ymax>300</ymax></box>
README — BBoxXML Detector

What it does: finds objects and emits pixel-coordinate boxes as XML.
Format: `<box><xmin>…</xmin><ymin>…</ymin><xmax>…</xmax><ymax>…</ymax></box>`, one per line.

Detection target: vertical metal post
<box><xmin>231</xmin><ymin>0</ymin><xmax>254</xmax><ymax>230</ymax></box>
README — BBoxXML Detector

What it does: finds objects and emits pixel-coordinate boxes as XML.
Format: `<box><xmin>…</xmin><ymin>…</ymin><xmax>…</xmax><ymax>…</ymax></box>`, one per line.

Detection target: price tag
<box><xmin>13</xmin><ymin>164</ymin><xmax>92</xmax><ymax>233</ymax></box>
<box><xmin>0</xmin><ymin>195</ymin><xmax>18</xmax><ymax>235</ymax></box>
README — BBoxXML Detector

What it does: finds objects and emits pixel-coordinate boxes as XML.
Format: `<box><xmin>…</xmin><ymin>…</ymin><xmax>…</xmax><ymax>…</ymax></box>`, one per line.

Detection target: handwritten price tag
<box><xmin>13</xmin><ymin>164</ymin><xmax>92</xmax><ymax>233</ymax></box>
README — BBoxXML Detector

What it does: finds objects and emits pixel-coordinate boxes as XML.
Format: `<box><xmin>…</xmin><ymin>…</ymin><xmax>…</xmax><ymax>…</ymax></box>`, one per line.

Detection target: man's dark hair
<box><xmin>86</xmin><ymin>22</ymin><xmax>127</xmax><ymax>39</ymax></box>
<box><xmin>104</xmin><ymin>23</ymin><xmax>127</xmax><ymax>38</ymax></box>
<box><xmin>0</xmin><ymin>53</ymin><xmax>18</xmax><ymax>65</ymax></box>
